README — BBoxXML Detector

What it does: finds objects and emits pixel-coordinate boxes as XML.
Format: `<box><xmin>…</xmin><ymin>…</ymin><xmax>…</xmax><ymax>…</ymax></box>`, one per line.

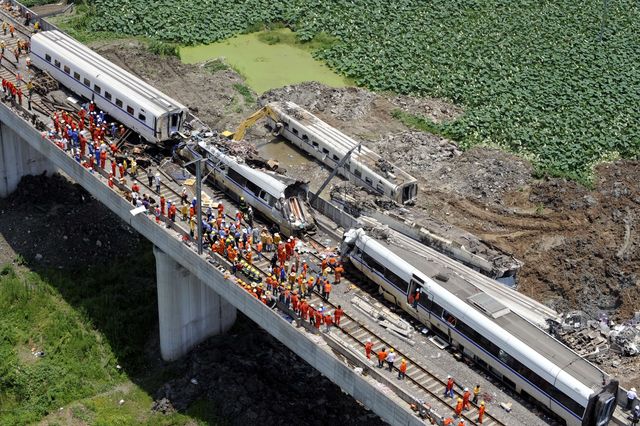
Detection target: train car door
<box><xmin>168</xmin><ymin>111</ymin><xmax>183</xmax><ymax>136</ymax></box>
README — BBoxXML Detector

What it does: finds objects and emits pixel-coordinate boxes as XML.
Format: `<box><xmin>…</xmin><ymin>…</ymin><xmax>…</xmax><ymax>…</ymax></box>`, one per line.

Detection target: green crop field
<box><xmin>84</xmin><ymin>0</ymin><xmax>639</xmax><ymax>182</ymax></box>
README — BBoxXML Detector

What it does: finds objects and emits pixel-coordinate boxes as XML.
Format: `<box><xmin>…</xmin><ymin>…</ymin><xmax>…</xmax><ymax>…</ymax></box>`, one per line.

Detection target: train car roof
<box><xmin>363</xmin><ymin>230</ymin><xmax>609</xmax><ymax>392</ymax></box>
<box><xmin>32</xmin><ymin>30</ymin><xmax>187</xmax><ymax>117</ymax></box>
<box><xmin>268</xmin><ymin>101</ymin><xmax>417</xmax><ymax>187</ymax></box>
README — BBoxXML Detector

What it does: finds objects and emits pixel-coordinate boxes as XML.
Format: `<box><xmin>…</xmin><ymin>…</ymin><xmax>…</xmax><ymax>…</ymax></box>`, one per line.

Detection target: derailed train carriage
<box><xmin>179</xmin><ymin>140</ymin><xmax>315</xmax><ymax>236</ymax></box>
<box><xmin>30</xmin><ymin>30</ymin><xmax>188</xmax><ymax>143</ymax></box>
<box><xmin>341</xmin><ymin>228</ymin><xmax>618</xmax><ymax>426</ymax></box>
<box><xmin>263</xmin><ymin>101</ymin><xmax>418</xmax><ymax>204</ymax></box>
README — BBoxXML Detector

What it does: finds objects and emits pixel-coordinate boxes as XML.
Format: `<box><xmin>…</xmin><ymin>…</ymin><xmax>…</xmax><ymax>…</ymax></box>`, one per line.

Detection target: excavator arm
<box><xmin>226</xmin><ymin>105</ymin><xmax>280</xmax><ymax>141</ymax></box>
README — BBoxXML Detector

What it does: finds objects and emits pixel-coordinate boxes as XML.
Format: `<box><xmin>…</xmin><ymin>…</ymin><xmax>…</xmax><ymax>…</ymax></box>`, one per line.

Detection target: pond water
<box><xmin>179</xmin><ymin>29</ymin><xmax>349</xmax><ymax>94</ymax></box>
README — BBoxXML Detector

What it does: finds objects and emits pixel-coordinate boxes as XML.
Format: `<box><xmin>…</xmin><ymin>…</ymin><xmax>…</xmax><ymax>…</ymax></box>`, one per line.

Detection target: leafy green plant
<box><xmin>79</xmin><ymin>0</ymin><xmax>640</xmax><ymax>182</ymax></box>
<box><xmin>233</xmin><ymin>83</ymin><xmax>255</xmax><ymax>105</ymax></box>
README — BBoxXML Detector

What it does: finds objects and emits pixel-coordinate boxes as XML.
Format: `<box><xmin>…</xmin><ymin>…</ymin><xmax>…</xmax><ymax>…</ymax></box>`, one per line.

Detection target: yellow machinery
<box><xmin>223</xmin><ymin>105</ymin><xmax>280</xmax><ymax>141</ymax></box>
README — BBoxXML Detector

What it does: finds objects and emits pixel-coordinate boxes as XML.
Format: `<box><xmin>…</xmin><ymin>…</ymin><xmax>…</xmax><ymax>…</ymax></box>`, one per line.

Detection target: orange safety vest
<box><xmin>399</xmin><ymin>361</ymin><xmax>407</xmax><ymax>373</ymax></box>
<box><xmin>324</xmin><ymin>282</ymin><xmax>332</xmax><ymax>294</ymax></box>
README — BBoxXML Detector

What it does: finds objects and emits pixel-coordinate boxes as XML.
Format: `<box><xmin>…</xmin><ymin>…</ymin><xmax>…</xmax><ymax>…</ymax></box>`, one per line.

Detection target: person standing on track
<box><xmin>333</xmin><ymin>304</ymin><xmax>343</xmax><ymax>326</ymax></box>
<box><xmin>454</xmin><ymin>397</ymin><xmax>463</xmax><ymax>417</ymax></box>
<box><xmin>2</xmin><ymin>22</ymin><xmax>7</xmax><ymax>36</ymax></box>
<box><xmin>154</xmin><ymin>173</ymin><xmax>161</xmax><ymax>194</ymax></box>
<box><xmin>147</xmin><ymin>168</ymin><xmax>154</xmax><ymax>187</ymax></box>
<box><xmin>472</xmin><ymin>385</ymin><xmax>481</xmax><ymax>404</ymax></box>
<box><xmin>445</xmin><ymin>375</ymin><xmax>455</xmax><ymax>398</ymax></box>
<box><xmin>9</xmin><ymin>24</ymin><xmax>15</xmax><ymax>38</ymax></box>
<box><xmin>377</xmin><ymin>347</ymin><xmax>387</xmax><ymax>368</ymax></box>
<box><xmin>398</xmin><ymin>358</ymin><xmax>407</xmax><ymax>380</ymax></box>
<box><xmin>365</xmin><ymin>339</ymin><xmax>373</xmax><ymax>360</ymax></box>
<box><xmin>477</xmin><ymin>401</ymin><xmax>486</xmax><ymax>424</ymax></box>
<box><xmin>462</xmin><ymin>387</ymin><xmax>471</xmax><ymax>410</ymax></box>
<box><xmin>386</xmin><ymin>348</ymin><xmax>396</xmax><ymax>372</ymax></box>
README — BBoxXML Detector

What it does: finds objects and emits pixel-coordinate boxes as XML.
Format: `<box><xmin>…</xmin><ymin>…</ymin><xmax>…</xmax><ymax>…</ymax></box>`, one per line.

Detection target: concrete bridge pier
<box><xmin>154</xmin><ymin>246</ymin><xmax>237</xmax><ymax>361</ymax></box>
<box><xmin>0</xmin><ymin>121</ymin><xmax>56</xmax><ymax>197</ymax></box>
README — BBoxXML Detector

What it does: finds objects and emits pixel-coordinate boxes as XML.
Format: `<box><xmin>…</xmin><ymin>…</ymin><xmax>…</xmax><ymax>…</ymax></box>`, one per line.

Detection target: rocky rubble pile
<box><xmin>260</xmin><ymin>82</ymin><xmax>377</xmax><ymax>121</ymax></box>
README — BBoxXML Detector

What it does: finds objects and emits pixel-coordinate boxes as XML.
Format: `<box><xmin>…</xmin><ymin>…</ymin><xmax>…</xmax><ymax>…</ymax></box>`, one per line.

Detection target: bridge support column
<box><xmin>153</xmin><ymin>246</ymin><xmax>236</xmax><ymax>361</ymax></box>
<box><xmin>0</xmin><ymin>121</ymin><xmax>56</xmax><ymax>197</ymax></box>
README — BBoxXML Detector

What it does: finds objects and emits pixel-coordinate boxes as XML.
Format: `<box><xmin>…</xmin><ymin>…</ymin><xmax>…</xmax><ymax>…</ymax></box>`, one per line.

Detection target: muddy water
<box><xmin>179</xmin><ymin>29</ymin><xmax>349</xmax><ymax>94</ymax></box>
<box><xmin>256</xmin><ymin>137</ymin><xmax>343</xmax><ymax>200</ymax></box>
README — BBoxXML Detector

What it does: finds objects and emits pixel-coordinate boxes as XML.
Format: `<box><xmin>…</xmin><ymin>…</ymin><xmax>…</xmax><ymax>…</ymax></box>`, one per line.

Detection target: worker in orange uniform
<box><xmin>323</xmin><ymin>280</ymin><xmax>332</xmax><ymax>300</ymax></box>
<box><xmin>444</xmin><ymin>375</ymin><xmax>455</xmax><ymax>398</ymax></box>
<box><xmin>160</xmin><ymin>195</ymin><xmax>166</xmax><ymax>216</ymax></box>
<box><xmin>9</xmin><ymin>23</ymin><xmax>14</xmax><ymax>38</ymax></box>
<box><xmin>462</xmin><ymin>387</ymin><xmax>471</xmax><ymax>410</ymax></box>
<box><xmin>398</xmin><ymin>358</ymin><xmax>407</xmax><ymax>380</ymax></box>
<box><xmin>300</xmin><ymin>299</ymin><xmax>309</xmax><ymax>321</ymax></box>
<box><xmin>333</xmin><ymin>304</ymin><xmax>343</xmax><ymax>326</ymax></box>
<box><xmin>454</xmin><ymin>397</ymin><xmax>463</xmax><ymax>417</ymax></box>
<box><xmin>108</xmin><ymin>174</ymin><xmax>114</xmax><ymax>188</ymax></box>
<box><xmin>457</xmin><ymin>421</ymin><xmax>465</xmax><ymax>426</ymax></box>
<box><xmin>324</xmin><ymin>312</ymin><xmax>333</xmax><ymax>332</ymax></box>
<box><xmin>364</xmin><ymin>339</ymin><xmax>373</xmax><ymax>360</ymax></box>
<box><xmin>314</xmin><ymin>308</ymin><xmax>323</xmax><ymax>331</ymax></box>
<box><xmin>99</xmin><ymin>149</ymin><xmax>107</xmax><ymax>169</ymax></box>
<box><xmin>477</xmin><ymin>401</ymin><xmax>485</xmax><ymax>424</ymax></box>
<box><xmin>442</xmin><ymin>418</ymin><xmax>453</xmax><ymax>425</ymax></box>
<box><xmin>377</xmin><ymin>347</ymin><xmax>387</xmax><ymax>368</ymax></box>
<box><xmin>334</xmin><ymin>263</ymin><xmax>344</xmax><ymax>284</ymax></box>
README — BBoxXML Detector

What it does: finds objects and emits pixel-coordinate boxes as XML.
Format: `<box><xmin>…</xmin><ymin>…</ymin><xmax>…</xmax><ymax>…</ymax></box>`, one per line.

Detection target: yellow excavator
<box><xmin>222</xmin><ymin>105</ymin><xmax>282</xmax><ymax>141</ymax></box>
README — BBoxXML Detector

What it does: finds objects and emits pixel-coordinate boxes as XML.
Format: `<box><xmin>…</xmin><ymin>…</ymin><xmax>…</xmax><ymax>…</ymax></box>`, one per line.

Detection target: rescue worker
<box><xmin>454</xmin><ymin>397</ymin><xmax>463</xmax><ymax>417</ymax></box>
<box><xmin>324</xmin><ymin>312</ymin><xmax>333</xmax><ymax>332</ymax></box>
<box><xmin>9</xmin><ymin>24</ymin><xmax>14</xmax><ymax>38</ymax></box>
<box><xmin>462</xmin><ymin>387</ymin><xmax>471</xmax><ymax>410</ymax></box>
<box><xmin>443</xmin><ymin>418</ymin><xmax>453</xmax><ymax>425</ymax></box>
<box><xmin>377</xmin><ymin>347</ymin><xmax>387</xmax><ymax>368</ymax></box>
<box><xmin>472</xmin><ymin>385</ymin><xmax>481</xmax><ymax>404</ymax></box>
<box><xmin>386</xmin><ymin>348</ymin><xmax>396</xmax><ymax>372</ymax></box>
<box><xmin>154</xmin><ymin>173</ymin><xmax>161</xmax><ymax>193</ymax></box>
<box><xmin>398</xmin><ymin>358</ymin><xmax>407</xmax><ymax>380</ymax></box>
<box><xmin>445</xmin><ymin>375</ymin><xmax>455</xmax><ymax>398</ymax></box>
<box><xmin>323</xmin><ymin>280</ymin><xmax>332</xmax><ymax>300</ymax></box>
<box><xmin>365</xmin><ymin>339</ymin><xmax>373</xmax><ymax>360</ymax></box>
<box><xmin>477</xmin><ymin>401</ymin><xmax>486</xmax><ymax>424</ymax></box>
<box><xmin>333</xmin><ymin>304</ymin><xmax>343</xmax><ymax>326</ymax></box>
<box><xmin>334</xmin><ymin>263</ymin><xmax>344</xmax><ymax>284</ymax></box>
<box><xmin>457</xmin><ymin>421</ymin><xmax>465</xmax><ymax>426</ymax></box>
<box><xmin>2</xmin><ymin>21</ymin><xmax>7</xmax><ymax>36</ymax></box>
<box><xmin>147</xmin><ymin>168</ymin><xmax>154</xmax><ymax>187</ymax></box>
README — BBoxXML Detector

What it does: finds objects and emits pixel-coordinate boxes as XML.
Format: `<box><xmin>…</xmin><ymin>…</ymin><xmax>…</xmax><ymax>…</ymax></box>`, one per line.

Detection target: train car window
<box><xmin>430</xmin><ymin>301</ymin><xmax>444</xmax><ymax>318</ymax></box>
<box><xmin>302</xmin><ymin>134</ymin><xmax>309</xmax><ymax>141</ymax></box>
<box><xmin>362</xmin><ymin>252</ymin><xmax>385</xmax><ymax>274</ymax></box>
<box><xmin>83</xmin><ymin>78</ymin><xmax>90</xmax><ymax>87</ymax></box>
<box><xmin>63</xmin><ymin>65</ymin><xmax>70</xmax><ymax>74</ymax></box>
<box><xmin>322</xmin><ymin>147</ymin><xmax>329</xmax><ymax>154</ymax></box>
<box><xmin>332</xmin><ymin>154</ymin><xmax>340</xmax><ymax>161</ymax></box>
<box><xmin>94</xmin><ymin>84</ymin><xmax>101</xmax><ymax>94</ymax></box>
<box><xmin>258</xmin><ymin>190</ymin><xmax>268</xmax><ymax>201</ymax></box>
<box><xmin>45</xmin><ymin>54</ymin><xmax>51</xmax><ymax>62</ymax></box>
<box><xmin>292</xmin><ymin>128</ymin><xmax>299</xmax><ymax>136</ymax></box>
<box><xmin>383</xmin><ymin>268</ymin><xmax>409</xmax><ymax>293</ymax></box>
<box><xmin>126</xmin><ymin>105</ymin><xmax>134</xmax><ymax>115</ymax></box>
<box><xmin>138</xmin><ymin>113</ymin><xmax>146</xmax><ymax>122</ymax></box>
<box><xmin>227</xmin><ymin>167</ymin><xmax>247</xmax><ymax>187</ymax></box>
<box><xmin>73</xmin><ymin>72</ymin><xmax>80</xmax><ymax>81</ymax></box>
<box><xmin>246</xmin><ymin>180</ymin><xmax>261</xmax><ymax>197</ymax></box>
<box><xmin>365</xmin><ymin>177</ymin><xmax>373</xmax><ymax>185</ymax></box>
<box><xmin>171</xmin><ymin>114</ymin><xmax>178</xmax><ymax>127</ymax></box>
<box><xmin>376</xmin><ymin>183</ymin><xmax>384</xmax><ymax>191</ymax></box>
<box><xmin>54</xmin><ymin>59</ymin><xmax>60</xmax><ymax>68</ymax></box>
<box><xmin>312</xmin><ymin>141</ymin><xmax>319</xmax><ymax>147</ymax></box>
<box><xmin>115</xmin><ymin>99</ymin><xmax>123</xmax><ymax>108</ymax></box>
<box><xmin>105</xmin><ymin>91</ymin><xmax>112</xmax><ymax>101</ymax></box>
<box><xmin>283</xmin><ymin>122</ymin><xmax>289</xmax><ymax>128</ymax></box>
<box><xmin>354</xmin><ymin>169</ymin><xmax>362</xmax><ymax>178</ymax></box>
<box><xmin>442</xmin><ymin>310</ymin><xmax>458</xmax><ymax>327</ymax></box>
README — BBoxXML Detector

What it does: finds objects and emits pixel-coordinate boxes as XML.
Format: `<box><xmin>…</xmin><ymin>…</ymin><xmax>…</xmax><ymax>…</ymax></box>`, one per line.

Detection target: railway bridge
<box><xmin>0</xmin><ymin>2</ymin><xmax>631</xmax><ymax>426</ymax></box>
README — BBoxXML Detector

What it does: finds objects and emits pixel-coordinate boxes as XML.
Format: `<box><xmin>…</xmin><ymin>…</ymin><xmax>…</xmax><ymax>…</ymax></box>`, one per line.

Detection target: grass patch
<box><xmin>204</xmin><ymin>59</ymin><xmax>230</xmax><ymax>74</ymax></box>
<box><xmin>391</xmin><ymin>109</ymin><xmax>457</xmax><ymax>141</ymax></box>
<box><xmin>148</xmin><ymin>39</ymin><xmax>181</xmax><ymax>58</ymax></box>
<box><xmin>233</xmin><ymin>83</ymin><xmax>255</xmax><ymax>105</ymax></box>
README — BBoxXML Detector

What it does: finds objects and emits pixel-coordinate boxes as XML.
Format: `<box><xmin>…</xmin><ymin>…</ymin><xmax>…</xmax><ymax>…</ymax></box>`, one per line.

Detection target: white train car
<box><xmin>179</xmin><ymin>141</ymin><xmax>314</xmax><ymax>236</ymax></box>
<box><xmin>264</xmin><ymin>101</ymin><xmax>418</xmax><ymax>204</ymax></box>
<box><xmin>341</xmin><ymin>228</ymin><xmax>618</xmax><ymax>426</ymax></box>
<box><xmin>30</xmin><ymin>30</ymin><xmax>188</xmax><ymax>142</ymax></box>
